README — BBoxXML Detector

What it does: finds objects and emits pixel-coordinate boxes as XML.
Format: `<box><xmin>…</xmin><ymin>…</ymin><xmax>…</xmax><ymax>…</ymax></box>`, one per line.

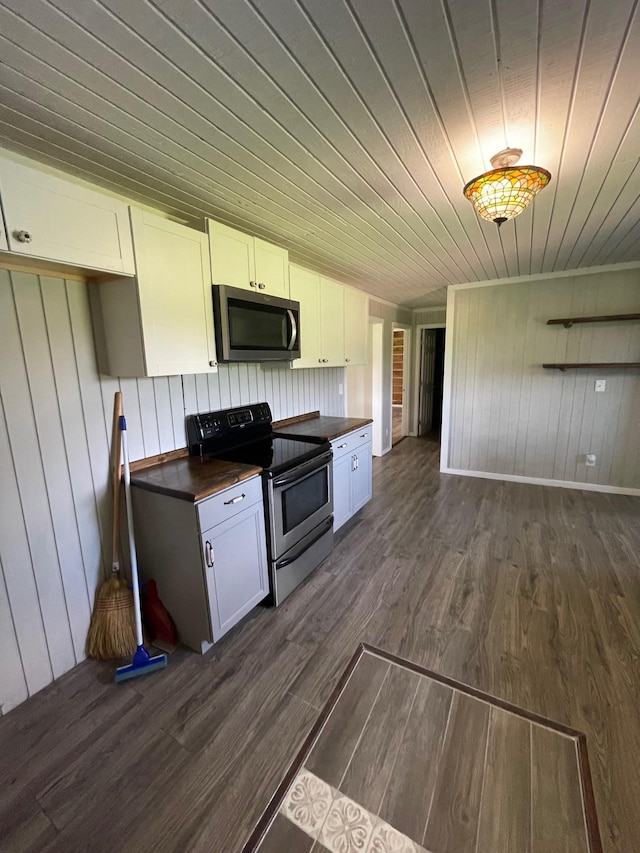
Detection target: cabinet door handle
<box><xmin>223</xmin><ymin>493</ymin><xmax>245</xmax><ymax>505</ymax></box>
<box><xmin>205</xmin><ymin>540</ymin><xmax>214</xmax><ymax>568</ymax></box>
<box><xmin>354</xmin><ymin>455</ymin><xmax>359</xmax><ymax>469</ymax></box>
<box><xmin>209</xmin><ymin>360</ymin><xmax>217</xmax><ymax>367</ymax></box>
<box><xmin>258</xmin><ymin>282</ymin><xmax>266</xmax><ymax>290</ymax></box>
<box><xmin>14</xmin><ymin>230</ymin><xmax>32</xmax><ymax>244</ymax></box>
<box><xmin>337</xmin><ymin>443</ymin><xmax>348</xmax><ymax>449</ymax></box>
<box><xmin>345</xmin><ymin>358</ymin><xmax>351</xmax><ymax>363</ymax></box>
<box><xmin>249</xmin><ymin>280</ymin><xmax>258</xmax><ymax>288</ymax></box>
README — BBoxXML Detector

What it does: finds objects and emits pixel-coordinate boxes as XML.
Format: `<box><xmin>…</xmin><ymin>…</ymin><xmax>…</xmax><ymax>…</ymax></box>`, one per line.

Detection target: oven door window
<box><xmin>282</xmin><ymin>468</ymin><xmax>329</xmax><ymax>535</ymax></box>
<box><xmin>228</xmin><ymin>300</ymin><xmax>289</xmax><ymax>351</ymax></box>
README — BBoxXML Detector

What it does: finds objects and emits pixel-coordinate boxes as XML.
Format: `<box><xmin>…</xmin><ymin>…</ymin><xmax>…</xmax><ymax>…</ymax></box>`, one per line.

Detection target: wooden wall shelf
<box><xmin>543</xmin><ymin>363</ymin><xmax>640</xmax><ymax>372</ymax></box>
<box><xmin>547</xmin><ymin>313</ymin><xmax>640</xmax><ymax>329</ymax></box>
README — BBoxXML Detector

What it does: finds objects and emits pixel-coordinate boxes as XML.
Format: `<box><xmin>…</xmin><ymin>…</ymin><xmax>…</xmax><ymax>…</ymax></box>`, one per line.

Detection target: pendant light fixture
<box><xmin>463</xmin><ymin>148</ymin><xmax>551</xmax><ymax>227</ymax></box>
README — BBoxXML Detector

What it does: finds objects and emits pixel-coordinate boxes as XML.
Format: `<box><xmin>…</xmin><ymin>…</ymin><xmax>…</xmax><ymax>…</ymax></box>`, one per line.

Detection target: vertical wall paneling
<box><xmin>446</xmin><ymin>269</ymin><xmax>640</xmax><ymax>489</ymax></box>
<box><xmin>0</xmin><ymin>397</ymin><xmax>52</xmax><ymax>705</ymax></box>
<box><xmin>0</xmin><ymin>271</ymin><xmax>76</xmax><ymax>679</ymax></box>
<box><xmin>0</xmin><ymin>269</ymin><xmax>344</xmax><ymax>712</ymax></box>
<box><xmin>0</xmin><ymin>552</ymin><xmax>28</xmax><ymax>714</ymax></box>
<box><xmin>153</xmin><ymin>377</ymin><xmax>175</xmax><ymax>454</ymax></box>
<box><xmin>14</xmin><ymin>273</ymin><xmax>92</xmax><ymax>662</ymax></box>
<box><xmin>42</xmin><ymin>278</ymin><xmax>107</xmax><ymax>629</ymax></box>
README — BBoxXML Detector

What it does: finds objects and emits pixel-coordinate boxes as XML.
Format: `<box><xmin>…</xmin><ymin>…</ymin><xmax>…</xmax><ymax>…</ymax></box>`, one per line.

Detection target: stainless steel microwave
<box><xmin>212</xmin><ymin>284</ymin><xmax>300</xmax><ymax>362</ymax></box>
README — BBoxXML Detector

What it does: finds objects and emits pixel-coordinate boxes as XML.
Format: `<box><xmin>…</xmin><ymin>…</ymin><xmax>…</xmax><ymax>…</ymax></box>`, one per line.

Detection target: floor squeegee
<box><xmin>115</xmin><ymin>411</ymin><xmax>167</xmax><ymax>683</ymax></box>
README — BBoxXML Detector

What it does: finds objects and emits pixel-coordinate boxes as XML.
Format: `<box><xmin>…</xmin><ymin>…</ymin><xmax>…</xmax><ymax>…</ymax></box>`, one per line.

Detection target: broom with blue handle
<box><xmin>115</xmin><ymin>413</ymin><xmax>167</xmax><ymax>683</ymax></box>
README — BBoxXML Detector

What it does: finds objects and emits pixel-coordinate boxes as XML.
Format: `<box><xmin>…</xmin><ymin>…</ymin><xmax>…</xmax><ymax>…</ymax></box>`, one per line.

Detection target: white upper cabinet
<box><xmin>208</xmin><ymin>219</ymin><xmax>289</xmax><ymax>298</ymax></box>
<box><xmin>344</xmin><ymin>287</ymin><xmax>369</xmax><ymax>365</ymax></box>
<box><xmin>319</xmin><ymin>277</ymin><xmax>345</xmax><ymax>366</ymax></box>
<box><xmin>290</xmin><ymin>265</ymin><xmax>322</xmax><ymax>368</ymax></box>
<box><xmin>0</xmin><ymin>154</ymin><xmax>135</xmax><ymax>274</ymax></box>
<box><xmin>290</xmin><ymin>265</ymin><xmax>345</xmax><ymax>368</ymax></box>
<box><xmin>97</xmin><ymin>208</ymin><xmax>217</xmax><ymax>377</ymax></box>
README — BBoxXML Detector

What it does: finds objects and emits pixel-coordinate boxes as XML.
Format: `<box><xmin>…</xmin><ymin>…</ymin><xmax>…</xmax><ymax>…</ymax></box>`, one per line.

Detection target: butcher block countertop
<box><xmin>273</xmin><ymin>412</ymin><xmax>373</xmax><ymax>442</ymax></box>
<box><xmin>130</xmin><ymin>455</ymin><xmax>262</xmax><ymax>503</ymax></box>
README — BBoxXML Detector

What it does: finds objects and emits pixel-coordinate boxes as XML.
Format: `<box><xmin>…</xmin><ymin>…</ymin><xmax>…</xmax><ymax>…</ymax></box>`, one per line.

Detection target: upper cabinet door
<box><xmin>319</xmin><ymin>277</ymin><xmax>345</xmax><ymax>366</ymax></box>
<box><xmin>133</xmin><ymin>209</ymin><xmax>216</xmax><ymax>377</ymax></box>
<box><xmin>207</xmin><ymin>219</ymin><xmax>255</xmax><ymax>291</ymax></box>
<box><xmin>0</xmin><ymin>155</ymin><xmax>135</xmax><ymax>274</ymax></box>
<box><xmin>290</xmin><ymin>264</ymin><xmax>321</xmax><ymax>368</ymax></box>
<box><xmin>254</xmin><ymin>237</ymin><xmax>289</xmax><ymax>298</ymax></box>
<box><xmin>344</xmin><ymin>287</ymin><xmax>369</xmax><ymax>365</ymax></box>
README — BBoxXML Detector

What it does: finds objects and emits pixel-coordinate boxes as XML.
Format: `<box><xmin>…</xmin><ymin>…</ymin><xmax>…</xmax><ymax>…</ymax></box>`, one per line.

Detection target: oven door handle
<box><xmin>275</xmin><ymin>516</ymin><xmax>333</xmax><ymax>570</ymax></box>
<box><xmin>272</xmin><ymin>450</ymin><xmax>332</xmax><ymax>488</ymax></box>
<box><xmin>286</xmin><ymin>309</ymin><xmax>298</xmax><ymax>351</ymax></box>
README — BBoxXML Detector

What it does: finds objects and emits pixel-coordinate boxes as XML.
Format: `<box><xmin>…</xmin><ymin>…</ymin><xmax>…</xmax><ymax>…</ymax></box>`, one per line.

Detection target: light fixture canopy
<box><xmin>463</xmin><ymin>148</ymin><xmax>551</xmax><ymax>227</ymax></box>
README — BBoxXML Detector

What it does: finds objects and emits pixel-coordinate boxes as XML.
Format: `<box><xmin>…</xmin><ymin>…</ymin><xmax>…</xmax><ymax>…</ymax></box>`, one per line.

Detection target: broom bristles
<box><xmin>87</xmin><ymin>574</ymin><xmax>136</xmax><ymax>660</ymax></box>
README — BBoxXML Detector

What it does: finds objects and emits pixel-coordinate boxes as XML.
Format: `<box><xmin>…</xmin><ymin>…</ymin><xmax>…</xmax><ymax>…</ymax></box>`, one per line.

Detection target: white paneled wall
<box><xmin>445</xmin><ymin>269</ymin><xmax>640</xmax><ymax>489</ymax></box>
<box><xmin>0</xmin><ymin>269</ymin><xmax>344</xmax><ymax>715</ymax></box>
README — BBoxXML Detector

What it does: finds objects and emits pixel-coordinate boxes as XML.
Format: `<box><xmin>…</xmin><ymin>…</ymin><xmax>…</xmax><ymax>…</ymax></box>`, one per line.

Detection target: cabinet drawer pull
<box><xmin>360</xmin><ymin>433</ymin><xmax>368</xmax><ymax>438</ymax></box>
<box><xmin>14</xmin><ymin>230</ymin><xmax>32</xmax><ymax>244</ymax></box>
<box><xmin>337</xmin><ymin>443</ymin><xmax>348</xmax><ymax>449</ymax></box>
<box><xmin>223</xmin><ymin>493</ymin><xmax>245</xmax><ymax>505</ymax></box>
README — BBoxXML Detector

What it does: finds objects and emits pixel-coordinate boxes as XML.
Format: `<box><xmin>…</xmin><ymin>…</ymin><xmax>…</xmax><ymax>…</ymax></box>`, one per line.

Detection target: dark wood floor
<box><xmin>254</xmin><ymin>647</ymin><xmax>598</xmax><ymax>852</ymax></box>
<box><xmin>2</xmin><ymin>436</ymin><xmax>640</xmax><ymax>853</ymax></box>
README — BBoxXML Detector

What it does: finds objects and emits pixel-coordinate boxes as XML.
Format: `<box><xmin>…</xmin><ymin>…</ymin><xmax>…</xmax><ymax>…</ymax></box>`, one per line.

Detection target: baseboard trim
<box><xmin>440</xmin><ymin>466</ymin><xmax>640</xmax><ymax>497</ymax></box>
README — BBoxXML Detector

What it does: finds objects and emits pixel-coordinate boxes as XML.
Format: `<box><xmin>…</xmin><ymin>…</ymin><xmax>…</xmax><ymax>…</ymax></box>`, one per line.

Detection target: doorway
<box><xmin>392</xmin><ymin>325</ymin><xmax>411</xmax><ymax>446</ymax></box>
<box><xmin>416</xmin><ymin>326</ymin><xmax>446</xmax><ymax>437</ymax></box>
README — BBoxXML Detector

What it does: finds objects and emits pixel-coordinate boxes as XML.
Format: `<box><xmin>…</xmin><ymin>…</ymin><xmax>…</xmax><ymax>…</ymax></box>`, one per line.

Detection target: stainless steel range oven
<box><xmin>186</xmin><ymin>403</ymin><xmax>333</xmax><ymax>605</ymax></box>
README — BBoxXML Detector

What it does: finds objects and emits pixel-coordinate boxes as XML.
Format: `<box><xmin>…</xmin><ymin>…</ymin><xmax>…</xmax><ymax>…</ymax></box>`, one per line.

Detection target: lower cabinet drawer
<box><xmin>331</xmin><ymin>426</ymin><xmax>372</xmax><ymax>462</ymax></box>
<box><xmin>197</xmin><ymin>474</ymin><xmax>263</xmax><ymax>533</ymax></box>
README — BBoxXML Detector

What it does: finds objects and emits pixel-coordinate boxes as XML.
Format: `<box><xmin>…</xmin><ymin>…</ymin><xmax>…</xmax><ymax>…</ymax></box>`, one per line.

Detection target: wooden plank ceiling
<box><xmin>0</xmin><ymin>0</ymin><xmax>638</xmax><ymax>308</ymax></box>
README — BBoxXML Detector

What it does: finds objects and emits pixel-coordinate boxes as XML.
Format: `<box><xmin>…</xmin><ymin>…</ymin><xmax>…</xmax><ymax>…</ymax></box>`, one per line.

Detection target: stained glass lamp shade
<box><xmin>463</xmin><ymin>148</ymin><xmax>551</xmax><ymax>227</ymax></box>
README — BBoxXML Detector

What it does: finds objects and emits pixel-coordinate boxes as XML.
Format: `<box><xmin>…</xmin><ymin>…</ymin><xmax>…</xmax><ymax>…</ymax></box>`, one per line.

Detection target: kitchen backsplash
<box><xmin>0</xmin><ymin>268</ymin><xmax>345</xmax><ymax>714</ymax></box>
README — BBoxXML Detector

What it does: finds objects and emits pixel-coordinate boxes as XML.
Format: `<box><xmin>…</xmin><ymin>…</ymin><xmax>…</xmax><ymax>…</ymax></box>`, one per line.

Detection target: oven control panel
<box><xmin>186</xmin><ymin>402</ymin><xmax>272</xmax><ymax>452</ymax></box>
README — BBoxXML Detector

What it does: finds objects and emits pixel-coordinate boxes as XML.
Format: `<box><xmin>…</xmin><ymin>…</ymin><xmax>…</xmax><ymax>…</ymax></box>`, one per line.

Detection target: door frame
<box><xmin>370</xmin><ymin>317</ymin><xmax>387</xmax><ymax>456</ymax></box>
<box><xmin>412</xmin><ymin>323</ymin><xmax>446</xmax><ymax>436</ymax></box>
<box><xmin>391</xmin><ymin>322</ymin><xmax>412</xmax><ymax>441</ymax></box>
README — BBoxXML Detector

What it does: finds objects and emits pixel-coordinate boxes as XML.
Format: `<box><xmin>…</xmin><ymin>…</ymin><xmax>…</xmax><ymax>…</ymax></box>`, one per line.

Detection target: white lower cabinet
<box><xmin>331</xmin><ymin>426</ymin><xmax>373</xmax><ymax>531</ymax></box>
<box><xmin>131</xmin><ymin>475</ymin><xmax>269</xmax><ymax>653</ymax></box>
<box><xmin>200</xmin><ymin>498</ymin><xmax>269</xmax><ymax>640</ymax></box>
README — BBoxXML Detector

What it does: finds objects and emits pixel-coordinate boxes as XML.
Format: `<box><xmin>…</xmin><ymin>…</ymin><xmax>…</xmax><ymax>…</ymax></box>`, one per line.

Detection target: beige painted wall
<box><xmin>445</xmin><ymin>268</ymin><xmax>640</xmax><ymax>489</ymax></box>
<box><xmin>0</xmin><ymin>268</ymin><xmax>345</xmax><ymax>715</ymax></box>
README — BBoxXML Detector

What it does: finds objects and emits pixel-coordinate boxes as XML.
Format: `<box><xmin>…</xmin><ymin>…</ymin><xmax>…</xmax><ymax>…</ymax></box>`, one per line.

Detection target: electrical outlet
<box><xmin>595</xmin><ymin>379</ymin><xmax>606</xmax><ymax>392</ymax></box>
<box><xmin>586</xmin><ymin>453</ymin><xmax>596</xmax><ymax>467</ymax></box>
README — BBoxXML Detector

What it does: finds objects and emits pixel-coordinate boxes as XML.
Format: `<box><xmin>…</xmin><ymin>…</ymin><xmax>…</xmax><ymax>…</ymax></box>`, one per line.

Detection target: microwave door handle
<box><xmin>286</xmin><ymin>309</ymin><xmax>298</xmax><ymax>350</ymax></box>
